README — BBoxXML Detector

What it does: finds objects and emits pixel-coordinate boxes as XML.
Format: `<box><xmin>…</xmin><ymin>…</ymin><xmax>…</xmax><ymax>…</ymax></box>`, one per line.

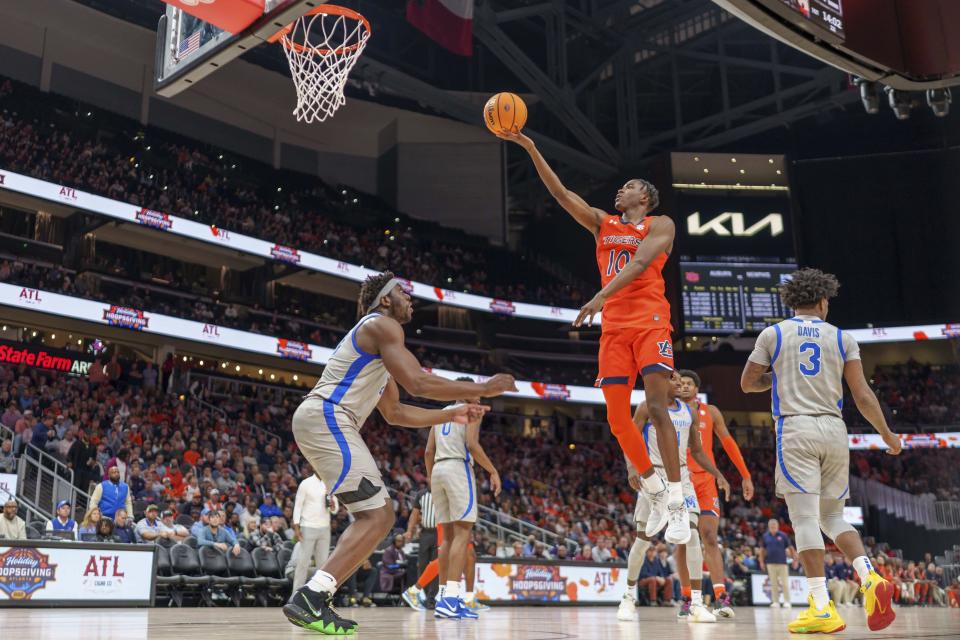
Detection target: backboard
<box><xmin>155</xmin><ymin>0</ymin><xmax>325</xmax><ymax>97</ymax></box>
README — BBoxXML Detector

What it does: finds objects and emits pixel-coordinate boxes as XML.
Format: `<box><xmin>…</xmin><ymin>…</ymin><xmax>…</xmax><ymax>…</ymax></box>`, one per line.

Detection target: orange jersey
<box><xmin>595</xmin><ymin>215</ymin><xmax>671</xmax><ymax>331</ymax></box>
<box><xmin>688</xmin><ymin>401</ymin><xmax>715</xmax><ymax>473</ymax></box>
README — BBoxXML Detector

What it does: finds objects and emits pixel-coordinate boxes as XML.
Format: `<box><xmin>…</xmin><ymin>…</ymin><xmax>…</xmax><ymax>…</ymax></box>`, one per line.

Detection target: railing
<box><xmin>934</xmin><ymin>501</ymin><xmax>960</xmax><ymax>529</ymax></box>
<box><xmin>850</xmin><ymin>476</ymin><xmax>959</xmax><ymax>531</ymax></box>
<box><xmin>16</xmin><ymin>447</ymin><xmax>89</xmax><ymax>519</ymax></box>
<box><xmin>477</xmin><ymin>504</ymin><xmax>580</xmax><ymax>551</ymax></box>
<box><xmin>0</xmin><ymin>421</ymin><xmax>91</xmax><ymax>519</ymax></box>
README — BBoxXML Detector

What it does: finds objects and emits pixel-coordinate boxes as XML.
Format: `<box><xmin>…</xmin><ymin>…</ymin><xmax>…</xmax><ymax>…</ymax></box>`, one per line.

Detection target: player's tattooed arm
<box><xmin>740</xmin><ymin>361</ymin><xmax>773</xmax><ymax>393</ymax></box>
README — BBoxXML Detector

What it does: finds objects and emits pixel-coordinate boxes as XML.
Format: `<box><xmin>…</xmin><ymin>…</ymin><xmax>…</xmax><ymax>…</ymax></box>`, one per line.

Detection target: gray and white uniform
<box><xmin>633</xmin><ymin>399</ymin><xmax>699</xmax><ymax>528</ymax></box>
<box><xmin>430</xmin><ymin>410</ymin><xmax>477</xmax><ymax>524</ymax></box>
<box><xmin>748</xmin><ymin>315</ymin><xmax>861</xmax><ymax>499</ymax></box>
<box><xmin>292</xmin><ymin>313</ymin><xmax>391</xmax><ymax>513</ymax></box>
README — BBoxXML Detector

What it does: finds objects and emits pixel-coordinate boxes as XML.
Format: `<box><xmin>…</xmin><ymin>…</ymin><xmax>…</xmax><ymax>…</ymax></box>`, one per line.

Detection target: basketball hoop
<box><xmin>269</xmin><ymin>5</ymin><xmax>371</xmax><ymax>123</ymax></box>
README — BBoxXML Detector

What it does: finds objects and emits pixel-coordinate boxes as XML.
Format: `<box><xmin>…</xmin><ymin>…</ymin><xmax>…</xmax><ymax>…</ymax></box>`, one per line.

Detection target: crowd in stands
<box><xmin>844</xmin><ymin>361</ymin><xmax>960</xmax><ymax>428</ymax></box>
<box><xmin>0</xmin><ymin>76</ymin><xmax>589</xmax><ymax>308</ymax></box>
<box><xmin>1</xmin><ymin>256</ymin><xmax>590</xmax><ymax>384</ymax></box>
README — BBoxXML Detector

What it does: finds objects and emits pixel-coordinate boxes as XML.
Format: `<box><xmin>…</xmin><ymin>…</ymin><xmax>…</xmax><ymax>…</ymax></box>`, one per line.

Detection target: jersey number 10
<box><xmin>605</xmin><ymin>249</ymin><xmax>631</xmax><ymax>276</ymax></box>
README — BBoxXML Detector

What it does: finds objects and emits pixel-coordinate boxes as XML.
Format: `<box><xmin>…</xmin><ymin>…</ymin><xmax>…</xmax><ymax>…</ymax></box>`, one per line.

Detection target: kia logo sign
<box><xmin>687</xmin><ymin>212</ymin><xmax>784</xmax><ymax>237</ymax></box>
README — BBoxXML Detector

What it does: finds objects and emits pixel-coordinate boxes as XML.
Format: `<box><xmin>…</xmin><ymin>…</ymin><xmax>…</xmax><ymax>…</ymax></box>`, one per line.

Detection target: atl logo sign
<box><xmin>686</xmin><ymin>212</ymin><xmax>784</xmax><ymax>237</ymax></box>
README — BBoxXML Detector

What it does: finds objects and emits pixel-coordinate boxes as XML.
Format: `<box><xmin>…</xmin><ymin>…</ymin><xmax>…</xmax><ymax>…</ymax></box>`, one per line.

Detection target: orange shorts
<box><xmin>692</xmin><ymin>471</ymin><xmax>720</xmax><ymax>516</ymax></box>
<box><xmin>595</xmin><ymin>326</ymin><xmax>674</xmax><ymax>387</ymax></box>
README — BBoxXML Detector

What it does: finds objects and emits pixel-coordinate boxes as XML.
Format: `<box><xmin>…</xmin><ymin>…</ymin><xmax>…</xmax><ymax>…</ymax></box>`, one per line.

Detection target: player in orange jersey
<box><xmin>498</xmin><ymin>130</ymin><xmax>689</xmax><ymax>543</ymax></box>
<box><xmin>677</xmin><ymin>369</ymin><xmax>754</xmax><ymax>618</ymax></box>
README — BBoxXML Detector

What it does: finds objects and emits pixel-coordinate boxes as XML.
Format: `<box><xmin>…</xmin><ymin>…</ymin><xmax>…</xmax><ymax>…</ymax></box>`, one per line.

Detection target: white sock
<box><xmin>809</xmin><ymin>577</ymin><xmax>829</xmax><ymax>610</ymax></box>
<box><xmin>667</xmin><ymin>481</ymin><xmax>684</xmax><ymax>507</ymax></box>
<box><xmin>623</xmin><ymin>588</ymin><xmax>637</xmax><ymax>602</ymax></box>
<box><xmin>692</xmin><ymin>589</ymin><xmax>703</xmax><ymax>606</ymax></box>
<box><xmin>306</xmin><ymin>570</ymin><xmax>337</xmax><ymax>594</ymax></box>
<box><xmin>852</xmin><ymin>556</ymin><xmax>873</xmax><ymax>582</ymax></box>
<box><xmin>438</xmin><ymin>585</ymin><xmax>446</xmax><ymax>600</ymax></box>
<box><xmin>641</xmin><ymin>473</ymin><xmax>666</xmax><ymax>494</ymax></box>
<box><xmin>465</xmin><ymin>591</ymin><xmax>474</xmax><ymax>602</ymax></box>
<box><xmin>445</xmin><ymin>581</ymin><xmax>460</xmax><ymax>599</ymax></box>
<box><xmin>627</xmin><ymin>537</ymin><xmax>652</xmax><ymax>583</ymax></box>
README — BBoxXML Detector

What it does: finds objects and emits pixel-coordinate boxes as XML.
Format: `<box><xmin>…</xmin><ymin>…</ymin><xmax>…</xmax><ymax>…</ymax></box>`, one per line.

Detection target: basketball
<box><xmin>483</xmin><ymin>92</ymin><xmax>527</xmax><ymax>134</ymax></box>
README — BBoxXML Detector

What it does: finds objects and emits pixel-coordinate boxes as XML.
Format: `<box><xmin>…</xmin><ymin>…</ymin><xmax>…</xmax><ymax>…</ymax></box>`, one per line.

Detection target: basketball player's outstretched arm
<box><xmin>377</xmin><ymin>378</ymin><xmax>487</xmax><ymax>428</ymax></box>
<box><xmin>843</xmin><ymin>359</ymin><xmax>902</xmax><ymax>455</ymax></box>
<box><xmin>574</xmin><ymin>216</ymin><xmax>676</xmax><ymax>327</ymax></box>
<box><xmin>687</xmin><ymin>410</ymin><xmax>731</xmax><ymax>500</ymax></box>
<box><xmin>370</xmin><ymin>318</ymin><xmax>517</xmax><ymax>400</ymax></box>
<box><xmin>709</xmin><ymin>404</ymin><xmax>754</xmax><ymax>500</ymax></box>
<box><xmin>495</xmin><ymin>131</ymin><xmax>605</xmax><ymax>235</ymax></box>
<box><xmin>466</xmin><ymin>421</ymin><xmax>501</xmax><ymax>496</ymax></box>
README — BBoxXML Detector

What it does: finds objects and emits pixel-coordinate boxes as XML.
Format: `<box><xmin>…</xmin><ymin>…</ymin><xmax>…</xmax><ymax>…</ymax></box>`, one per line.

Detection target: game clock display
<box><xmin>681</xmin><ymin>262</ymin><xmax>796</xmax><ymax>333</ymax></box>
<box><xmin>780</xmin><ymin>0</ymin><xmax>844</xmax><ymax>38</ymax></box>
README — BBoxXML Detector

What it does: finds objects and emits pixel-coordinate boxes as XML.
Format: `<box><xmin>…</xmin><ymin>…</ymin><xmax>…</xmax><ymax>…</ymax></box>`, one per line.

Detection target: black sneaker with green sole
<box><xmin>283</xmin><ymin>587</ymin><xmax>359</xmax><ymax>635</ymax></box>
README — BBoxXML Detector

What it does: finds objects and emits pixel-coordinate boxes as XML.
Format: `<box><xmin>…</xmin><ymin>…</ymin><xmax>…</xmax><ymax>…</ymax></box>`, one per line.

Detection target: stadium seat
<box><xmin>251</xmin><ymin>546</ymin><xmax>290</xmax><ymax>603</ymax></box>
<box><xmin>198</xmin><ymin>546</ymin><xmax>242</xmax><ymax>606</ymax></box>
<box><xmin>182</xmin><ymin>535</ymin><xmax>198</xmax><ymax>549</ymax></box>
<box><xmin>227</xmin><ymin>548</ymin><xmax>268</xmax><ymax>606</ymax></box>
<box><xmin>27</xmin><ymin>522</ymin><xmax>45</xmax><ymax>540</ymax></box>
<box><xmin>133</xmin><ymin>500</ymin><xmax>148</xmax><ymax>519</ymax></box>
<box><xmin>277</xmin><ymin>546</ymin><xmax>293</xmax><ymax>574</ymax></box>
<box><xmin>156</xmin><ymin>536</ymin><xmax>176</xmax><ymax>549</ymax></box>
<box><xmin>169</xmin><ymin>543</ymin><xmax>211</xmax><ymax>606</ymax></box>
<box><xmin>155</xmin><ymin>545</ymin><xmax>185</xmax><ymax>607</ymax></box>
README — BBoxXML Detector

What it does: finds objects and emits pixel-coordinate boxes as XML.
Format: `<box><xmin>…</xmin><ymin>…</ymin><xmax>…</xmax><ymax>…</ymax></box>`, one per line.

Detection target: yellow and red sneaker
<box><xmin>787</xmin><ymin>596</ymin><xmax>846</xmax><ymax>634</ymax></box>
<box><xmin>860</xmin><ymin>571</ymin><xmax>896</xmax><ymax>631</ymax></box>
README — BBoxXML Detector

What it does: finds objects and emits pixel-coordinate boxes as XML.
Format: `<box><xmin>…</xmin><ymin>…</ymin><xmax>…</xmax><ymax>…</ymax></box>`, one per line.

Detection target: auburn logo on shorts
<box><xmin>657</xmin><ymin>340</ymin><xmax>673</xmax><ymax>358</ymax></box>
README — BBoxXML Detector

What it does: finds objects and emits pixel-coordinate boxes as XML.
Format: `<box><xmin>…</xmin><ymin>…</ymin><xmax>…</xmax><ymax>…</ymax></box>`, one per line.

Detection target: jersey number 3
<box><xmin>798</xmin><ymin>341</ymin><xmax>821</xmax><ymax>376</ymax></box>
<box><xmin>605</xmin><ymin>249</ymin><xmax>631</xmax><ymax>276</ymax></box>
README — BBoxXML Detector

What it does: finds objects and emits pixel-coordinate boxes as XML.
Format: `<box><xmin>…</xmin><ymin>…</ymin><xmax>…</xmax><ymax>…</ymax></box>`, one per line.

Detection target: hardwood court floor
<box><xmin>1</xmin><ymin>604</ymin><xmax>957</xmax><ymax>639</ymax></box>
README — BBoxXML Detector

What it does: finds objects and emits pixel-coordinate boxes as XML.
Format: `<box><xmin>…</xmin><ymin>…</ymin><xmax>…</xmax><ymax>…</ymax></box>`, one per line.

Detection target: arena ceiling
<box><xmin>81</xmin><ymin>0</ymin><xmax>854</xmax><ymax>195</ymax></box>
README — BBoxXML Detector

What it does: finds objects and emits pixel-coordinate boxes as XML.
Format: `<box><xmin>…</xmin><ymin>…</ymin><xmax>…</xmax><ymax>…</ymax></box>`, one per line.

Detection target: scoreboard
<box><xmin>777</xmin><ymin>0</ymin><xmax>844</xmax><ymax>39</ymax></box>
<box><xmin>680</xmin><ymin>262</ymin><xmax>796</xmax><ymax>333</ymax></box>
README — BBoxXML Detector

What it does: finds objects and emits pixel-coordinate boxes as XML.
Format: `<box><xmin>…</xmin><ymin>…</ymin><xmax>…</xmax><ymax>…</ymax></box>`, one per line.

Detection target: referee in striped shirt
<box><xmin>405</xmin><ymin>488</ymin><xmax>439</xmax><ymax>605</ymax></box>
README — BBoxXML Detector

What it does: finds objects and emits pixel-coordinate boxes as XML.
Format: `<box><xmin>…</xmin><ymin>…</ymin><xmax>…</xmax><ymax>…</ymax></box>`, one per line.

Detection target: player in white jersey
<box><xmin>422</xmin><ymin>380</ymin><xmax>501</xmax><ymax>620</ymax></box>
<box><xmin>742</xmin><ymin>268</ymin><xmax>902</xmax><ymax>634</ymax></box>
<box><xmin>618</xmin><ymin>371</ymin><xmax>730</xmax><ymax>624</ymax></box>
<box><xmin>285</xmin><ymin>272</ymin><xmax>517</xmax><ymax>635</ymax></box>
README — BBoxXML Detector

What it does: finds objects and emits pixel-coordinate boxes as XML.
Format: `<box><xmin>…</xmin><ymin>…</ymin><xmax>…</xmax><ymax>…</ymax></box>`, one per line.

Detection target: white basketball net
<box><xmin>278</xmin><ymin>9</ymin><xmax>371</xmax><ymax>123</ymax></box>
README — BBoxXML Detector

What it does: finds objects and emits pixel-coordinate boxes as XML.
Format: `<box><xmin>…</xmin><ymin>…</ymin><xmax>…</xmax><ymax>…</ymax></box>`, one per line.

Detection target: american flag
<box><xmin>177</xmin><ymin>29</ymin><xmax>202</xmax><ymax>60</ymax></box>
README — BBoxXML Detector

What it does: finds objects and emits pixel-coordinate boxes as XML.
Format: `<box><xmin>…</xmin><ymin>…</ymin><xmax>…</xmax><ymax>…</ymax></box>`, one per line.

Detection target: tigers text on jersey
<box><xmin>594</xmin><ymin>215</ymin><xmax>671</xmax><ymax>330</ymax></box>
<box><xmin>642</xmin><ymin>398</ymin><xmax>693</xmax><ymax>468</ymax></box>
<box><xmin>305</xmin><ymin>313</ymin><xmax>390</xmax><ymax>427</ymax></box>
<box><xmin>748</xmin><ymin>315</ymin><xmax>861</xmax><ymax>419</ymax></box>
<box><xmin>432</xmin><ymin>406</ymin><xmax>473</xmax><ymax>465</ymax></box>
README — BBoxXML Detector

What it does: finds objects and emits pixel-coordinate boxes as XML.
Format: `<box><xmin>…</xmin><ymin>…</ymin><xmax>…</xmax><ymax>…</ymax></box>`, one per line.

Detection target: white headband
<box><xmin>366</xmin><ymin>277</ymin><xmax>401</xmax><ymax>314</ymax></box>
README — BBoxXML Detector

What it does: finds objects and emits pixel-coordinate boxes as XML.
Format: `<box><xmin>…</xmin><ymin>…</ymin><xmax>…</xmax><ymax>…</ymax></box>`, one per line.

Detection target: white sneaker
<box><xmin>664</xmin><ymin>504</ymin><xmax>691</xmax><ymax>544</ymax></box>
<box><xmin>782</xmin><ymin>601</ymin><xmax>792</xmax><ymax>608</ymax></box>
<box><xmin>770</xmin><ymin>602</ymin><xmax>780</xmax><ymax>608</ymax></box>
<box><xmin>643</xmin><ymin>488</ymin><xmax>670</xmax><ymax>537</ymax></box>
<box><xmin>689</xmin><ymin>602</ymin><xmax>717</xmax><ymax>623</ymax></box>
<box><xmin>617</xmin><ymin>595</ymin><xmax>638</xmax><ymax>621</ymax></box>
